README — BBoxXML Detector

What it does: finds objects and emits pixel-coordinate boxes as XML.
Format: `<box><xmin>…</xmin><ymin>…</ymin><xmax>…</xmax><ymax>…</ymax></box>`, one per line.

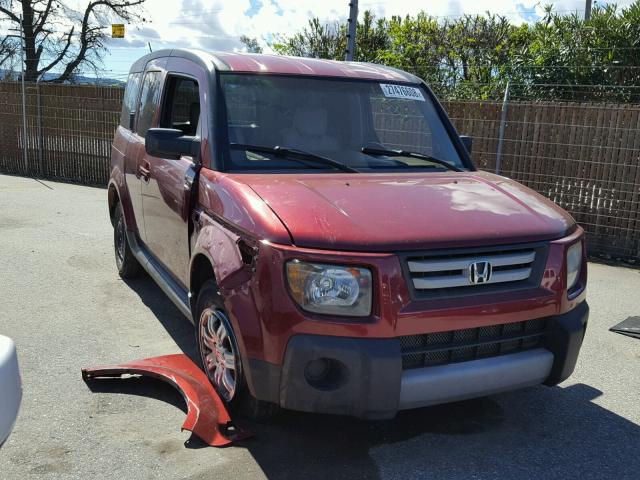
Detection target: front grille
<box><xmin>399</xmin><ymin>318</ymin><xmax>548</xmax><ymax>369</ymax></box>
<box><xmin>402</xmin><ymin>243</ymin><xmax>548</xmax><ymax>299</ymax></box>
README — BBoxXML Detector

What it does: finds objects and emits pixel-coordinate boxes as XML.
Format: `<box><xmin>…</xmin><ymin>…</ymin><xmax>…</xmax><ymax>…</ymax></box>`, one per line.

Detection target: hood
<box><xmin>232</xmin><ymin>171</ymin><xmax>575</xmax><ymax>252</ymax></box>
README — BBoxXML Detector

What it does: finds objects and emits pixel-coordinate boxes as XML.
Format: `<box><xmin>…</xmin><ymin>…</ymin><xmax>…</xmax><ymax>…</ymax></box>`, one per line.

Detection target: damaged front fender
<box><xmin>191</xmin><ymin>210</ymin><xmax>256</xmax><ymax>293</ymax></box>
<box><xmin>82</xmin><ymin>354</ymin><xmax>250</xmax><ymax>447</ymax></box>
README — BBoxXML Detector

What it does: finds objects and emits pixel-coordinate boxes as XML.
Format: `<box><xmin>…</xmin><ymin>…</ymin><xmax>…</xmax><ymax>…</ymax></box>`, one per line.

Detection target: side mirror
<box><xmin>145</xmin><ymin>128</ymin><xmax>200</xmax><ymax>160</ymax></box>
<box><xmin>460</xmin><ymin>135</ymin><xmax>472</xmax><ymax>155</ymax></box>
<box><xmin>129</xmin><ymin>112</ymin><xmax>135</xmax><ymax>130</ymax></box>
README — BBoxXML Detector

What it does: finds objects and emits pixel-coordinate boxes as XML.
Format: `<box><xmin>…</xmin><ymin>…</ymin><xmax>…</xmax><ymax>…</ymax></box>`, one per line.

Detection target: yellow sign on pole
<box><xmin>112</xmin><ymin>24</ymin><xmax>125</xmax><ymax>38</ymax></box>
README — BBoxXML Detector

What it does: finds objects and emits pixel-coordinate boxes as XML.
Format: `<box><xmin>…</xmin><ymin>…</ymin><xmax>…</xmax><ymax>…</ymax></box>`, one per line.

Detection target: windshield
<box><xmin>219</xmin><ymin>74</ymin><xmax>466</xmax><ymax>173</ymax></box>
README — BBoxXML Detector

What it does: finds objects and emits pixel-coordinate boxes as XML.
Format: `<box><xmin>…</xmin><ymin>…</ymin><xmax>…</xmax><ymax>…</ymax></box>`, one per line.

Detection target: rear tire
<box><xmin>113</xmin><ymin>202</ymin><xmax>142</xmax><ymax>279</ymax></box>
<box><xmin>194</xmin><ymin>280</ymin><xmax>279</xmax><ymax>421</ymax></box>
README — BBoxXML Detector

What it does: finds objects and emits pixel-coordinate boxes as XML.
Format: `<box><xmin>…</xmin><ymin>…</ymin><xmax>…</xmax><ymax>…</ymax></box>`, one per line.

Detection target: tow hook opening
<box><xmin>304</xmin><ymin>358</ymin><xmax>349</xmax><ymax>391</ymax></box>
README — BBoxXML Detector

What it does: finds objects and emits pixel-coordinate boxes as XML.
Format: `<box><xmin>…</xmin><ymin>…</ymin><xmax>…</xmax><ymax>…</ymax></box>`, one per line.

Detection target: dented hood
<box><xmin>234</xmin><ymin>171</ymin><xmax>575</xmax><ymax>252</ymax></box>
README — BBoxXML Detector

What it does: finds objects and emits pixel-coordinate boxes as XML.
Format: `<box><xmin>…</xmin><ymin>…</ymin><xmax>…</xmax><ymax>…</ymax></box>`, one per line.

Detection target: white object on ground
<box><xmin>0</xmin><ymin>335</ymin><xmax>21</xmax><ymax>446</ymax></box>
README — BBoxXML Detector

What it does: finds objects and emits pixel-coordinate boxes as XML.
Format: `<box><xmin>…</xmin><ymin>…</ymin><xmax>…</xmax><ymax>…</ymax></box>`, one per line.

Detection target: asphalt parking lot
<box><xmin>1</xmin><ymin>173</ymin><xmax>639</xmax><ymax>480</ymax></box>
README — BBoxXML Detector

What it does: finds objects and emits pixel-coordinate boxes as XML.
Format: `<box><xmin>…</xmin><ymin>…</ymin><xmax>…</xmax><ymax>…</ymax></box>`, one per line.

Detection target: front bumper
<box><xmin>248</xmin><ymin>301</ymin><xmax>589</xmax><ymax>419</ymax></box>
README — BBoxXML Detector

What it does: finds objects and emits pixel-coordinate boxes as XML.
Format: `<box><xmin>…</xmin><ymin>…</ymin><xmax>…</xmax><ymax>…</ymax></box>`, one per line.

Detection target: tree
<box><xmin>0</xmin><ymin>34</ymin><xmax>17</xmax><ymax>71</ymax></box>
<box><xmin>272</xmin><ymin>11</ymin><xmax>526</xmax><ymax>99</ymax></box>
<box><xmin>0</xmin><ymin>0</ymin><xmax>146</xmax><ymax>82</ymax></box>
<box><xmin>271</xmin><ymin>17</ymin><xmax>345</xmax><ymax>59</ymax></box>
<box><xmin>378</xmin><ymin>13</ymin><xmax>450</xmax><ymax>91</ymax></box>
<box><xmin>240</xmin><ymin>35</ymin><xmax>263</xmax><ymax>53</ymax></box>
<box><xmin>354</xmin><ymin>10</ymin><xmax>389</xmax><ymax>62</ymax></box>
<box><xmin>512</xmin><ymin>3</ymin><xmax>640</xmax><ymax>102</ymax></box>
<box><xmin>271</xmin><ymin>12</ymin><xmax>388</xmax><ymax>62</ymax></box>
<box><xmin>269</xmin><ymin>2</ymin><xmax>640</xmax><ymax>103</ymax></box>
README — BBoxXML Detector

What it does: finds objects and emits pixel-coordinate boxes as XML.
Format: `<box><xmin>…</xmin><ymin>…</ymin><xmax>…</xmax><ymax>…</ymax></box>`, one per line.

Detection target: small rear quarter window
<box><xmin>136</xmin><ymin>71</ymin><xmax>163</xmax><ymax>137</ymax></box>
<box><xmin>119</xmin><ymin>72</ymin><xmax>142</xmax><ymax>129</ymax></box>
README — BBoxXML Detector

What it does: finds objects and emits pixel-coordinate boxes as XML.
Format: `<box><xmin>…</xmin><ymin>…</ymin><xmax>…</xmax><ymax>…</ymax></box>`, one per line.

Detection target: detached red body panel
<box><xmin>82</xmin><ymin>354</ymin><xmax>249</xmax><ymax>447</ymax></box>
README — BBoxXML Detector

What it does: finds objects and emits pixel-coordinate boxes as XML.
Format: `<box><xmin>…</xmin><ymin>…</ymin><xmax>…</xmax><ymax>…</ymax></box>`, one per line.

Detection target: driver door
<box><xmin>140</xmin><ymin>66</ymin><xmax>204</xmax><ymax>287</ymax></box>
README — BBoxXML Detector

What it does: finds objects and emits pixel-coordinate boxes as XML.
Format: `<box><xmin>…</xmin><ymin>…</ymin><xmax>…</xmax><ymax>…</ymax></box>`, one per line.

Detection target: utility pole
<box><xmin>585</xmin><ymin>0</ymin><xmax>592</xmax><ymax>20</ymax></box>
<box><xmin>19</xmin><ymin>14</ymin><xmax>28</xmax><ymax>175</ymax></box>
<box><xmin>495</xmin><ymin>81</ymin><xmax>510</xmax><ymax>175</ymax></box>
<box><xmin>345</xmin><ymin>0</ymin><xmax>358</xmax><ymax>61</ymax></box>
<box><xmin>36</xmin><ymin>74</ymin><xmax>44</xmax><ymax>177</ymax></box>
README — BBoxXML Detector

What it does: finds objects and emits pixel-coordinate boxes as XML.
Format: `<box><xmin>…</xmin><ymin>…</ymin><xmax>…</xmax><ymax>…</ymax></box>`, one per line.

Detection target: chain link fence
<box><xmin>442</xmin><ymin>97</ymin><xmax>640</xmax><ymax>264</ymax></box>
<box><xmin>0</xmin><ymin>80</ymin><xmax>638</xmax><ymax>264</ymax></box>
<box><xmin>0</xmin><ymin>81</ymin><xmax>122</xmax><ymax>184</ymax></box>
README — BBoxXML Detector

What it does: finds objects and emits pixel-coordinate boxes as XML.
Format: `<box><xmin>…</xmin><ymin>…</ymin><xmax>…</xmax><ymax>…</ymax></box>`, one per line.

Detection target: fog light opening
<box><xmin>304</xmin><ymin>358</ymin><xmax>348</xmax><ymax>391</ymax></box>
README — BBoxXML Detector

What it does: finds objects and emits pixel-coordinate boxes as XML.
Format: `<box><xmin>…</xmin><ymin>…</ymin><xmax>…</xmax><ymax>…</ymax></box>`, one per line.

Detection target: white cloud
<box><xmin>102</xmin><ymin>0</ymin><xmax>636</xmax><ymax>74</ymax></box>
<box><xmin>120</xmin><ymin>0</ymin><xmax>635</xmax><ymax>49</ymax></box>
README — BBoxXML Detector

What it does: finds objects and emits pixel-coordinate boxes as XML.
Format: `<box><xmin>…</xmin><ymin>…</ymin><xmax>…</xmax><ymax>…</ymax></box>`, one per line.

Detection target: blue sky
<box><xmin>99</xmin><ymin>0</ymin><xmax>631</xmax><ymax>80</ymax></box>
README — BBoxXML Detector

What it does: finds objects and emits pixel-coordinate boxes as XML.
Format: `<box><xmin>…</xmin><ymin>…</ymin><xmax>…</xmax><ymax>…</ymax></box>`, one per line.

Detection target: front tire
<box><xmin>113</xmin><ymin>203</ymin><xmax>142</xmax><ymax>279</ymax></box>
<box><xmin>195</xmin><ymin>280</ymin><xmax>279</xmax><ymax>420</ymax></box>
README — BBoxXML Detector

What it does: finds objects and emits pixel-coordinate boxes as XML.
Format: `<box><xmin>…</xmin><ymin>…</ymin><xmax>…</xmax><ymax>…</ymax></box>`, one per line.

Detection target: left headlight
<box><xmin>286</xmin><ymin>261</ymin><xmax>373</xmax><ymax>317</ymax></box>
<box><xmin>566</xmin><ymin>241</ymin><xmax>583</xmax><ymax>291</ymax></box>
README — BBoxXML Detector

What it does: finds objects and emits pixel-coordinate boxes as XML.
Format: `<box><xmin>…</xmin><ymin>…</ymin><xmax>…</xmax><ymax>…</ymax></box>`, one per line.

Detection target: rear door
<box><xmin>140</xmin><ymin>60</ymin><xmax>205</xmax><ymax>286</ymax></box>
<box><xmin>113</xmin><ymin>72</ymin><xmax>142</xmax><ymax>230</ymax></box>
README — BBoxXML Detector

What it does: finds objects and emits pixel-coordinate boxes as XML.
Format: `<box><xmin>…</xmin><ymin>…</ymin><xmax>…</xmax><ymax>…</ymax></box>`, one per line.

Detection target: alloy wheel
<box><xmin>198</xmin><ymin>307</ymin><xmax>239</xmax><ymax>402</ymax></box>
<box><xmin>115</xmin><ymin>213</ymin><xmax>126</xmax><ymax>267</ymax></box>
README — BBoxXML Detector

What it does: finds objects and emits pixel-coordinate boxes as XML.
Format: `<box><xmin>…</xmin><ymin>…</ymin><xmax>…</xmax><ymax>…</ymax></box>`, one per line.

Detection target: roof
<box><xmin>129</xmin><ymin>49</ymin><xmax>421</xmax><ymax>83</ymax></box>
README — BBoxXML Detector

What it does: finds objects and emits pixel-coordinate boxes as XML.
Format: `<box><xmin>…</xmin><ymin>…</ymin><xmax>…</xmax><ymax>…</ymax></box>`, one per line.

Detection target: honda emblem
<box><xmin>469</xmin><ymin>261</ymin><xmax>492</xmax><ymax>284</ymax></box>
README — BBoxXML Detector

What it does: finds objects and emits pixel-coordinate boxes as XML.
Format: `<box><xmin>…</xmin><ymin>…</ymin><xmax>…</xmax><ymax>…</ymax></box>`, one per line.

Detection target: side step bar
<box><xmin>126</xmin><ymin>231</ymin><xmax>193</xmax><ymax>322</ymax></box>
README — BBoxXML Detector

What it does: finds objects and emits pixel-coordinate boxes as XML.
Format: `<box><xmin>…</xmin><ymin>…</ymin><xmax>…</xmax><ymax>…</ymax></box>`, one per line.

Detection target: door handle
<box><xmin>139</xmin><ymin>161</ymin><xmax>151</xmax><ymax>181</ymax></box>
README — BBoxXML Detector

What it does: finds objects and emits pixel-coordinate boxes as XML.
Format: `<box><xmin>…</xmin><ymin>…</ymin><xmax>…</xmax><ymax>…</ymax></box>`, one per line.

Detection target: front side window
<box><xmin>160</xmin><ymin>76</ymin><xmax>201</xmax><ymax>136</ymax></box>
<box><xmin>219</xmin><ymin>74</ymin><xmax>465</xmax><ymax>172</ymax></box>
<box><xmin>119</xmin><ymin>72</ymin><xmax>142</xmax><ymax>128</ymax></box>
<box><xmin>136</xmin><ymin>71</ymin><xmax>162</xmax><ymax>137</ymax></box>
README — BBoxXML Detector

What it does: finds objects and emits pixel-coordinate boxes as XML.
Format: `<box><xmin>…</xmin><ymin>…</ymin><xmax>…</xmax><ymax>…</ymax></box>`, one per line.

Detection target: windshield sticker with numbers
<box><xmin>379</xmin><ymin>84</ymin><xmax>425</xmax><ymax>101</ymax></box>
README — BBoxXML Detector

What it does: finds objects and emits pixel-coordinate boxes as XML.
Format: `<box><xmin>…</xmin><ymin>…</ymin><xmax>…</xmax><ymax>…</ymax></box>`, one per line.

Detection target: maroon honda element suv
<box><xmin>108</xmin><ymin>49</ymin><xmax>588</xmax><ymax>419</ymax></box>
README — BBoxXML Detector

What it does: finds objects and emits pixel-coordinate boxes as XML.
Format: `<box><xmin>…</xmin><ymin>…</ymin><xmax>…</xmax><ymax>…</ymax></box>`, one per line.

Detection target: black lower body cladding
<box><xmin>246</xmin><ymin>301</ymin><xmax>589</xmax><ymax>419</ymax></box>
<box><xmin>279</xmin><ymin>336</ymin><xmax>402</xmax><ymax>419</ymax></box>
<box><xmin>543</xmin><ymin>301</ymin><xmax>589</xmax><ymax>385</ymax></box>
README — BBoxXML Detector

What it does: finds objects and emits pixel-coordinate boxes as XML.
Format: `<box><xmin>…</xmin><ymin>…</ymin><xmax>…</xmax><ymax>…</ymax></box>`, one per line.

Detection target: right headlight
<box><xmin>566</xmin><ymin>241</ymin><xmax>583</xmax><ymax>291</ymax></box>
<box><xmin>286</xmin><ymin>260</ymin><xmax>373</xmax><ymax>317</ymax></box>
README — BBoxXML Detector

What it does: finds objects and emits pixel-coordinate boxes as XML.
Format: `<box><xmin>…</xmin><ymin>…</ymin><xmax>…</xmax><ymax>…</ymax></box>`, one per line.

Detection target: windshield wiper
<box><xmin>361</xmin><ymin>146</ymin><xmax>462</xmax><ymax>172</ymax></box>
<box><xmin>230</xmin><ymin>143</ymin><xmax>358</xmax><ymax>173</ymax></box>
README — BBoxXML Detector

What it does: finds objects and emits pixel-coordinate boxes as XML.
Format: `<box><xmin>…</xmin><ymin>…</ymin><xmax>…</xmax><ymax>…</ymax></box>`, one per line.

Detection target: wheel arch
<box><xmin>189</xmin><ymin>252</ymin><xmax>218</xmax><ymax>314</ymax></box>
<box><xmin>189</xmin><ymin>216</ymin><xmax>266</xmax><ymax>393</ymax></box>
<box><xmin>107</xmin><ymin>172</ymin><xmax>138</xmax><ymax>232</ymax></box>
<box><xmin>108</xmin><ymin>181</ymin><xmax>120</xmax><ymax>226</ymax></box>
<box><xmin>189</xmin><ymin>249</ymin><xmax>265</xmax><ymax>402</ymax></box>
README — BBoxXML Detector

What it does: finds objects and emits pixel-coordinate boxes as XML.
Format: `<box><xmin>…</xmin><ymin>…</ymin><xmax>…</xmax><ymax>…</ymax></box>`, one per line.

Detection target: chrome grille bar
<box><xmin>413</xmin><ymin>267</ymin><xmax>532</xmax><ymax>289</ymax></box>
<box><xmin>408</xmin><ymin>249</ymin><xmax>536</xmax><ymax>291</ymax></box>
<box><xmin>407</xmin><ymin>251</ymin><xmax>535</xmax><ymax>273</ymax></box>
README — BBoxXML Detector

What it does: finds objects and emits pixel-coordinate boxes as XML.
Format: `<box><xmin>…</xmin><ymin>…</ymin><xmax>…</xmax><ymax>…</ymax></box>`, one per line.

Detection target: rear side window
<box><xmin>136</xmin><ymin>71</ymin><xmax>163</xmax><ymax>137</ymax></box>
<box><xmin>119</xmin><ymin>72</ymin><xmax>142</xmax><ymax>129</ymax></box>
<box><xmin>160</xmin><ymin>76</ymin><xmax>201</xmax><ymax>136</ymax></box>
